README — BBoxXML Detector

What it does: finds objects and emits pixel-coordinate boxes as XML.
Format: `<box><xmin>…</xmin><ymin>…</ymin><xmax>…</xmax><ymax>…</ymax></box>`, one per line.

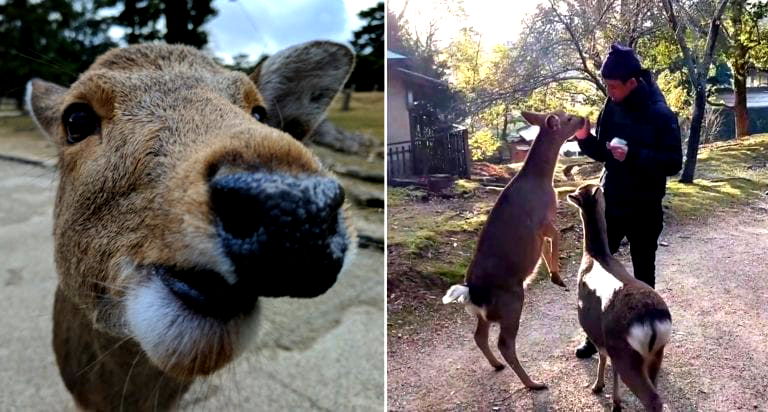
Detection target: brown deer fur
<box><xmin>443</xmin><ymin>110</ymin><xmax>585</xmax><ymax>390</ymax></box>
<box><xmin>26</xmin><ymin>41</ymin><xmax>355</xmax><ymax>411</ymax></box>
<box><xmin>567</xmin><ymin>184</ymin><xmax>671</xmax><ymax>412</ymax></box>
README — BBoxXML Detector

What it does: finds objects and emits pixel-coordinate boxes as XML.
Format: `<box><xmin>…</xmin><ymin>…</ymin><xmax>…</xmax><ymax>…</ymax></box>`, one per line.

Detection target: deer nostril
<box><xmin>210</xmin><ymin>172</ymin><xmax>344</xmax><ymax>240</ymax></box>
<box><xmin>208</xmin><ymin>171</ymin><xmax>348</xmax><ymax>298</ymax></box>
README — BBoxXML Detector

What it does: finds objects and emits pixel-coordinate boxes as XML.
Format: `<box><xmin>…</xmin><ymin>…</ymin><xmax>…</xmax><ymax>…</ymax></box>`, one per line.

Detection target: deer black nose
<box><xmin>209</xmin><ymin>171</ymin><xmax>348</xmax><ymax>298</ymax></box>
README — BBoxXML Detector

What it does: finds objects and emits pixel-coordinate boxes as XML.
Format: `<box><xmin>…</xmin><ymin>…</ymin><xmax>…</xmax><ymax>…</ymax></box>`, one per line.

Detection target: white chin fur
<box><xmin>124</xmin><ymin>276</ymin><xmax>258</xmax><ymax>375</ymax></box>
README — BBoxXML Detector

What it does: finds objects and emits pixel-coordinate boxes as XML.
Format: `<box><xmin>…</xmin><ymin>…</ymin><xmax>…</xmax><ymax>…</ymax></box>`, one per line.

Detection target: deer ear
<box><xmin>566</xmin><ymin>192</ymin><xmax>582</xmax><ymax>207</ymax></box>
<box><xmin>545</xmin><ymin>114</ymin><xmax>560</xmax><ymax>130</ymax></box>
<box><xmin>590</xmin><ymin>185</ymin><xmax>602</xmax><ymax>197</ymax></box>
<box><xmin>521</xmin><ymin>111</ymin><xmax>546</xmax><ymax>126</ymax></box>
<box><xmin>26</xmin><ymin>78</ymin><xmax>67</xmax><ymax>140</ymax></box>
<box><xmin>250</xmin><ymin>41</ymin><xmax>354</xmax><ymax>141</ymax></box>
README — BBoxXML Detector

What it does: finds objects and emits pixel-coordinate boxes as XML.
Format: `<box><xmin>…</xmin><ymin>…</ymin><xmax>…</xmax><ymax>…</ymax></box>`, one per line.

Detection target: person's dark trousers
<box><xmin>605</xmin><ymin>203</ymin><xmax>664</xmax><ymax>289</ymax></box>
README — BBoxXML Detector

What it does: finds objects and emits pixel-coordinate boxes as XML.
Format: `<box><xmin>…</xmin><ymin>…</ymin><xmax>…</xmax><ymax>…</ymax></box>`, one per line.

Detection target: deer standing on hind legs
<box><xmin>567</xmin><ymin>184</ymin><xmax>671</xmax><ymax>411</ymax></box>
<box><xmin>443</xmin><ymin>110</ymin><xmax>585</xmax><ymax>390</ymax></box>
<box><xmin>26</xmin><ymin>41</ymin><xmax>355</xmax><ymax>411</ymax></box>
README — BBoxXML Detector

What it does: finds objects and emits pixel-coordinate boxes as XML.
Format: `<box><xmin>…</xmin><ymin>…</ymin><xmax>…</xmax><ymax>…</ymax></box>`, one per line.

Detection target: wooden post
<box><xmin>462</xmin><ymin>129</ymin><xmax>471</xmax><ymax>178</ymax></box>
<box><xmin>341</xmin><ymin>85</ymin><xmax>354</xmax><ymax>111</ymax></box>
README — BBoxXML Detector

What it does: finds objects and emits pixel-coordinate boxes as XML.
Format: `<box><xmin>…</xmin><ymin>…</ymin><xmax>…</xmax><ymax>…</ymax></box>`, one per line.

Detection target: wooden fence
<box><xmin>387</xmin><ymin>127</ymin><xmax>470</xmax><ymax>180</ymax></box>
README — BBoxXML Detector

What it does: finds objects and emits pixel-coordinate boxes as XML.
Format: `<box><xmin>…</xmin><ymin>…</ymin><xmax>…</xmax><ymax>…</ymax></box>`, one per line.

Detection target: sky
<box><xmin>205</xmin><ymin>0</ymin><xmax>380</xmax><ymax>63</ymax></box>
<box><xmin>388</xmin><ymin>0</ymin><xmax>544</xmax><ymax>50</ymax></box>
<box><xmin>106</xmin><ymin>0</ymin><xmax>380</xmax><ymax>64</ymax></box>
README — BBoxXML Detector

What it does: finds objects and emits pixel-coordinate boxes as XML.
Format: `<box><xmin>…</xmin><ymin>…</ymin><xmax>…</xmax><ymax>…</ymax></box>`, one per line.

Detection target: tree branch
<box><xmin>661</xmin><ymin>0</ymin><xmax>701</xmax><ymax>88</ymax></box>
<box><xmin>700</xmin><ymin>0</ymin><xmax>731</xmax><ymax>83</ymax></box>
<box><xmin>549</xmin><ymin>0</ymin><xmax>607</xmax><ymax>95</ymax></box>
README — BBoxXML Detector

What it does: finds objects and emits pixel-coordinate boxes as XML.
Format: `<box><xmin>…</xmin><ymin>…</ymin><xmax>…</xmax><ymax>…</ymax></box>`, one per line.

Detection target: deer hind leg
<box><xmin>648</xmin><ymin>346</ymin><xmax>665</xmax><ymax>386</ymax></box>
<box><xmin>541</xmin><ymin>222</ymin><xmax>565</xmax><ymax>287</ymax></box>
<box><xmin>612</xmin><ymin>366</ymin><xmax>621</xmax><ymax>411</ymax></box>
<box><xmin>495</xmin><ymin>293</ymin><xmax>546</xmax><ymax>390</ymax></box>
<box><xmin>591</xmin><ymin>351</ymin><xmax>607</xmax><ymax>393</ymax></box>
<box><xmin>612</xmin><ymin>351</ymin><xmax>663</xmax><ymax>412</ymax></box>
<box><xmin>474</xmin><ymin>316</ymin><xmax>504</xmax><ymax>371</ymax></box>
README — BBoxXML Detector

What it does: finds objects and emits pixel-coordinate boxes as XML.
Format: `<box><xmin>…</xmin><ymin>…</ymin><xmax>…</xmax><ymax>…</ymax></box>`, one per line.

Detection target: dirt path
<box><xmin>388</xmin><ymin>201</ymin><xmax>768</xmax><ymax>411</ymax></box>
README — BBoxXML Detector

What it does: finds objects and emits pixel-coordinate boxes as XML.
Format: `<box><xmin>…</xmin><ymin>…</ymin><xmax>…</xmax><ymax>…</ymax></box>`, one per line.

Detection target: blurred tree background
<box><xmin>0</xmin><ymin>0</ymin><xmax>116</xmax><ymax>108</ymax></box>
<box><xmin>0</xmin><ymin>0</ymin><xmax>384</xmax><ymax>108</ymax></box>
<box><xmin>347</xmin><ymin>1</ymin><xmax>384</xmax><ymax>91</ymax></box>
<box><xmin>389</xmin><ymin>0</ymin><xmax>768</xmax><ymax>180</ymax></box>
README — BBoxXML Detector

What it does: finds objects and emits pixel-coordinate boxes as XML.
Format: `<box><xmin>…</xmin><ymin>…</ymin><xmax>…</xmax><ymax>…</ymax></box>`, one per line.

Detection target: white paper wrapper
<box><xmin>610</xmin><ymin>137</ymin><xmax>627</xmax><ymax>149</ymax></box>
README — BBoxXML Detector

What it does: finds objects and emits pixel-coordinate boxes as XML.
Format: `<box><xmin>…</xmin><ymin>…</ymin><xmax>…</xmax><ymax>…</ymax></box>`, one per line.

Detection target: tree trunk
<box><xmin>341</xmin><ymin>87</ymin><xmax>353</xmax><ymax>111</ymax></box>
<box><xmin>680</xmin><ymin>85</ymin><xmax>706</xmax><ymax>183</ymax></box>
<box><xmin>662</xmin><ymin>0</ymin><xmax>729</xmax><ymax>183</ymax></box>
<box><xmin>734</xmin><ymin>66</ymin><xmax>749</xmax><ymax>138</ymax></box>
<box><xmin>731</xmin><ymin>0</ymin><xmax>749</xmax><ymax>138</ymax></box>
<box><xmin>501</xmin><ymin>104</ymin><xmax>509</xmax><ymax>138</ymax></box>
<box><xmin>164</xmin><ymin>1</ymin><xmax>191</xmax><ymax>45</ymax></box>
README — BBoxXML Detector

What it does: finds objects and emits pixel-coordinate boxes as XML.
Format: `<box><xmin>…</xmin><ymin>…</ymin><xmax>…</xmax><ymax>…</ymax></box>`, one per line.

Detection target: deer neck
<box><xmin>52</xmin><ymin>287</ymin><xmax>192</xmax><ymax>410</ymax></box>
<box><xmin>518</xmin><ymin>132</ymin><xmax>561</xmax><ymax>182</ymax></box>
<box><xmin>580</xmin><ymin>208</ymin><xmax>612</xmax><ymax>260</ymax></box>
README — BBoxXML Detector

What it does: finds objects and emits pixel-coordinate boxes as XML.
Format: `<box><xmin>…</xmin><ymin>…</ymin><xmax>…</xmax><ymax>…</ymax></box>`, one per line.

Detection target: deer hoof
<box><xmin>612</xmin><ymin>405</ymin><xmax>622</xmax><ymax>412</ymax></box>
<box><xmin>550</xmin><ymin>273</ymin><xmax>566</xmax><ymax>287</ymax></box>
<box><xmin>526</xmin><ymin>382</ymin><xmax>547</xmax><ymax>391</ymax></box>
<box><xmin>493</xmin><ymin>364</ymin><xmax>505</xmax><ymax>371</ymax></box>
<box><xmin>590</xmin><ymin>383</ymin><xmax>604</xmax><ymax>393</ymax></box>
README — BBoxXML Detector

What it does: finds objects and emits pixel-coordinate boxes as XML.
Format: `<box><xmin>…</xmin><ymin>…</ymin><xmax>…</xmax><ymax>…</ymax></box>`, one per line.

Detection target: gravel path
<box><xmin>0</xmin><ymin>155</ymin><xmax>385</xmax><ymax>411</ymax></box>
<box><xmin>387</xmin><ymin>201</ymin><xmax>768</xmax><ymax>411</ymax></box>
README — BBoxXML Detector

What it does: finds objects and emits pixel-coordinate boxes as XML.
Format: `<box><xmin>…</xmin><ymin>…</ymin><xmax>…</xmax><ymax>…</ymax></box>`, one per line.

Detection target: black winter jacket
<box><xmin>578</xmin><ymin>70</ymin><xmax>683</xmax><ymax>214</ymax></box>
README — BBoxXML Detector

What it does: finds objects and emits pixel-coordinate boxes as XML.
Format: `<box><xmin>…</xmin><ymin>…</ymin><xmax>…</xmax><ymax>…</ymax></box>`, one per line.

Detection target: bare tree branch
<box><xmin>549</xmin><ymin>0</ymin><xmax>608</xmax><ymax>95</ymax></box>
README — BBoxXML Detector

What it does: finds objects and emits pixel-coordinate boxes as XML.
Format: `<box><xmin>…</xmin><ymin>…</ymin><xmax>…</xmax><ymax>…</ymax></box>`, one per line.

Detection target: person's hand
<box><xmin>574</xmin><ymin>118</ymin><xmax>591</xmax><ymax>140</ymax></box>
<box><xmin>606</xmin><ymin>142</ymin><xmax>628</xmax><ymax>162</ymax></box>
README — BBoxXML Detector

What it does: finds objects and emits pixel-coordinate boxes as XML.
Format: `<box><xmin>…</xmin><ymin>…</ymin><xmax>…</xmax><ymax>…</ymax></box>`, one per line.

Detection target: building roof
<box><xmin>395</xmin><ymin>68</ymin><xmax>447</xmax><ymax>87</ymax></box>
<box><xmin>387</xmin><ymin>50</ymin><xmax>408</xmax><ymax>60</ymax></box>
<box><xmin>716</xmin><ymin>87</ymin><xmax>768</xmax><ymax>108</ymax></box>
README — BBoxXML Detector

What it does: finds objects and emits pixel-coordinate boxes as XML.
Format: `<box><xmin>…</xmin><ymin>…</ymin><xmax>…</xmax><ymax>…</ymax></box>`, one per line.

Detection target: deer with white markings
<box><xmin>567</xmin><ymin>183</ymin><xmax>671</xmax><ymax>411</ymax></box>
<box><xmin>442</xmin><ymin>110</ymin><xmax>584</xmax><ymax>390</ymax></box>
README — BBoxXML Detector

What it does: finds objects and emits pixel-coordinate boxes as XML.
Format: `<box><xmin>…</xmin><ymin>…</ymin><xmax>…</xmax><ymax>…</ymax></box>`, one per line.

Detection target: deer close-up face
<box><xmin>26</xmin><ymin>41</ymin><xmax>355</xmax><ymax>382</ymax></box>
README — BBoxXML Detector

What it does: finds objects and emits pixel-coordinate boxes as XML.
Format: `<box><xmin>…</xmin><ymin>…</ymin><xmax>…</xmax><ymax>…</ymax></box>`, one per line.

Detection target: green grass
<box><xmin>0</xmin><ymin>115</ymin><xmax>37</xmax><ymax>133</ymax></box>
<box><xmin>406</xmin><ymin>229</ymin><xmax>439</xmax><ymax>255</ymax></box>
<box><xmin>326</xmin><ymin>91</ymin><xmax>383</xmax><ymax>143</ymax></box>
<box><xmin>388</xmin><ymin>187</ymin><xmax>427</xmax><ymax>208</ymax></box>
<box><xmin>388</xmin><ymin>201</ymin><xmax>491</xmax><ymax>249</ymax></box>
<box><xmin>389</xmin><ymin>134</ymin><xmax>768</xmax><ymax>292</ymax></box>
<box><xmin>665</xmin><ymin>134</ymin><xmax>768</xmax><ymax>221</ymax></box>
<box><xmin>388</xmin><ymin>187</ymin><xmax>493</xmax><ymax>283</ymax></box>
<box><xmin>453</xmin><ymin>179</ymin><xmax>482</xmax><ymax>196</ymax></box>
<box><xmin>432</xmin><ymin>255</ymin><xmax>473</xmax><ymax>284</ymax></box>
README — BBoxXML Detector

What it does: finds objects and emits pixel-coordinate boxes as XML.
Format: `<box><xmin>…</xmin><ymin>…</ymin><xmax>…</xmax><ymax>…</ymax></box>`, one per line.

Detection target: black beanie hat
<box><xmin>600</xmin><ymin>43</ymin><xmax>641</xmax><ymax>81</ymax></box>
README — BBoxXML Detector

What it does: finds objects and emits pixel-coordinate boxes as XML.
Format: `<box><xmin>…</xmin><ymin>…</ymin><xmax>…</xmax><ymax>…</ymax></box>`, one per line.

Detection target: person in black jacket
<box><xmin>573</xmin><ymin>44</ymin><xmax>683</xmax><ymax>358</ymax></box>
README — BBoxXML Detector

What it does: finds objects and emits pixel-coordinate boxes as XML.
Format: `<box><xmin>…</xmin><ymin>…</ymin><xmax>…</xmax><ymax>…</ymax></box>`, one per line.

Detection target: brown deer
<box><xmin>442</xmin><ymin>110</ymin><xmax>584</xmax><ymax>390</ymax></box>
<box><xmin>566</xmin><ymin>184</ymin><xmax>671</xmax><ymax>411</ymax></box>
<box><xmin>25</xmin><ymin>41</ymin><xmax>355</xmax><ymax>410</ymax></box>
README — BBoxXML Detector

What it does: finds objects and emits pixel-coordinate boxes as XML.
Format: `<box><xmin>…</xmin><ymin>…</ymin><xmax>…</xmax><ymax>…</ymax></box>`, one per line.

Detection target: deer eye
<box><xmin>62</xmin><ymin>103</ymin><xmax>100</xmax><ymax>144</ymax></box>
<box><xmin>251</xmin><ymin>105</ymin><xmax>267</xmax><ymax>123</ymax></box>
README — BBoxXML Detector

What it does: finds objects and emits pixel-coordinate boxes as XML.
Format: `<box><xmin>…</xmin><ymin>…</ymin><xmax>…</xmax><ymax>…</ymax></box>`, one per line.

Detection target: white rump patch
<box><xmin>583</xmin><ymin>261</ymin><xmax>624</xmax><ymax>310</ymax></box>
<box><xmin>442</xmin><ymin>284</ymin><xmax>470</xmax><ymax>304</ymax></box>
<box><xmin>626</xmin><ymin>319</ymin><xmax>672</xmax><ymax>357</ymax></box>
<box><xmin>442</xmin><ymin>284</ymin><xmax>486</xmax><ymax>319</ymax></box>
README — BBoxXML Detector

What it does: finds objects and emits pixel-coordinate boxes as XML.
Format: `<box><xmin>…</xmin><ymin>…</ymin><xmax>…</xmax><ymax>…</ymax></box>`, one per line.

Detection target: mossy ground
<box><xmin>387</xmin><ymin>135</ymin><xmax>768</xmax><ymax>330</ymax></box>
